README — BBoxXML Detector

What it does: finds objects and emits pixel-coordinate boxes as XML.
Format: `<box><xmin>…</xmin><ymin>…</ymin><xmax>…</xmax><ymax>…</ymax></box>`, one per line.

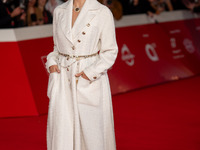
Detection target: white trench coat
<box><xmin>45</xmin><ymin>0</ymin><xmax>118</xmax><ymax>150</ymax></box>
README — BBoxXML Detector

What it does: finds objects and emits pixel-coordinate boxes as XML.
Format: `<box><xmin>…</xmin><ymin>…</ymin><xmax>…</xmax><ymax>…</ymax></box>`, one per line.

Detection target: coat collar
<box><xmin>58</xmin><ymin>0</ymin><xmax>101</xmax><ymax>44</ymax></box>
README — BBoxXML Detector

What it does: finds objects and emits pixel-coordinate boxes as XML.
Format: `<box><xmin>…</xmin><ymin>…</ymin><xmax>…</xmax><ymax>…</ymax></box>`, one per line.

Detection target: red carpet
<box><xmin>0</xmin><ymin>76</ymin><xmax>200</xmax><ymax>150</ymax></box>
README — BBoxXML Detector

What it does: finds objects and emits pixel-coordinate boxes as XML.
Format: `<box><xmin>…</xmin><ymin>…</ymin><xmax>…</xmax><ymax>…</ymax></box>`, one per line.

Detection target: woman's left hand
<box><xmin>75</xmin><ymin>71</ymin><xmax>90</xmax><ymax>81</ymax></box>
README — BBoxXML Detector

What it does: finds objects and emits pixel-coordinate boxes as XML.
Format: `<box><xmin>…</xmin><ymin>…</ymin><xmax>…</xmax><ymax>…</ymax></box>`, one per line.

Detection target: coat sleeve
<box><xmin>45</xmin><ymin>8</ymin><xmax>59</xmax><ymax>73</ymax></box>
<box><xmin>84</xmin><ymin>7</ymin><xmax>118</xmax><ymax>81</ymax></box>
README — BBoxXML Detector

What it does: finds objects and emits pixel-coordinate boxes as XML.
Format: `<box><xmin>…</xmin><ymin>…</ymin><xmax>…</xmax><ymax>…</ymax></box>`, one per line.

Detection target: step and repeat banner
<box><xmin>0</xmin><ymin>11</ymin><xmax>200</xmax><ymax>117</ymax></box>
<box><xmin>111</xmin><ymin>18</ymin><xmax>200</xmax><ymax>94</ymax></box>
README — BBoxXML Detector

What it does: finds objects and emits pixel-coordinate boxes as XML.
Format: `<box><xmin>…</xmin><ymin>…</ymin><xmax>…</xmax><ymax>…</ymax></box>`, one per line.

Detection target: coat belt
<box><xmin>58</xmin><ymin>52</ymin><xmax>99</xmax><ymax>61</ymax></box>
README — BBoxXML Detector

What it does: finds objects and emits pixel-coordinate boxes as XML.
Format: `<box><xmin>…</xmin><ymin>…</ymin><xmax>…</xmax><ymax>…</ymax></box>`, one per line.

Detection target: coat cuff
<box><xmin>45</xmin><ymin>58</ymin><xmax>58</xmax><ymax>73</ymax></box>
<box><xmin>83</xmin><ymin>67</ymin><xmax>100</xmax><ymax>82</ymax></box>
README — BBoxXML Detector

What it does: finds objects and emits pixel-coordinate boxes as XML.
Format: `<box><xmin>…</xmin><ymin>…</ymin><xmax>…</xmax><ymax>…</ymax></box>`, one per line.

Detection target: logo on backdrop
<box><xmin>170</xmin><ymin>37</ymin><xmax>185</xmax><ymax>59</ymax></box>
<box><xmin>170</xmin><ymin>38</ymin><xmax>176</xmax><ymax>48</ymax></box>
<box><xmin>121</xmin><ymin>44</ymin><xmax>135</xmax><ymax>66</ymax></box>
<box><xmin>183</xmin><ymin>38</ymin><xmax>195</xmax><ymax>54</ymax></box>
<box><xmin>145</xmin><ymin>43</ymin><xmax>159</xmax><ymax>62</ymax></box>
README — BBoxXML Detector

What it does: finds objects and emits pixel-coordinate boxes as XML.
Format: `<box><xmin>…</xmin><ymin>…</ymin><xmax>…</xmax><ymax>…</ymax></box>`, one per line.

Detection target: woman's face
<box><xmin>28</xmin><ymin>0</ymin><xmax>36</xmax><ymax>7</ymax></box>
<box><xmin>38</xmin><ymin>0</ymin><xmax>47</xmax><ymax>7</ymax></box>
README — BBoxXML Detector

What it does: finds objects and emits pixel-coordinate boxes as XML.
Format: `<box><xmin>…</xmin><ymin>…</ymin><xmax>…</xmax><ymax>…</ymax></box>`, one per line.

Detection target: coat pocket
<box><xmin>77</xmin><ymin>76</ymin><xmax>101</xmax><ymax>107</ymax></box>
<box><xmin>47</xmin><ymin>72</ymin><xmax>58</xmax><ymax>99</ymax></box>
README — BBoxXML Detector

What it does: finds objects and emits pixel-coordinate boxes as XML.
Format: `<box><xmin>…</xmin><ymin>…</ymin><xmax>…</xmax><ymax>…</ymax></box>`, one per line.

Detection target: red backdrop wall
<box><xmin>0</xmin><ymin>14</ymin><xmax>200</xmax><ymax>117</ymax></box>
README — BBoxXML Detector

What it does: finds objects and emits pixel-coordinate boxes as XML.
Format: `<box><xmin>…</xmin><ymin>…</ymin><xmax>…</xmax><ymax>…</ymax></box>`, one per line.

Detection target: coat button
<box><xmin>78</xmin><ymin>39</ymin><xmax>81</xmax><ymax>43</ymax></box>
<box><xmin>93</xmin><ymin>77</ymin><xmax>97</xmax><ymax>79</ymax></box>
<box><xmin>87</xmin><ymin>23</ymin><xmax>90</xmax><ymax>27</ymax></box>
<box><xmin>82</xmin><ymin>32</ymin><xmax>86</xmax><ymax>35</ymax></box>
<box><xmin>72</xmin><ymin>46</ymin><xmax>75</xmax><ymax>50</ymax></box>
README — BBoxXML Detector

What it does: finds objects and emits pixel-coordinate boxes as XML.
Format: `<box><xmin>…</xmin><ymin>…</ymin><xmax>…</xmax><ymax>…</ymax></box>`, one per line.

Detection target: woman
<box><xmin>147</xmin><ymin>0</ymin><xmax>173</xmax><ymax>16</ymax></box>
<box><xmin>27</xmin><ymin>0</ymin><xmax>37</xmax><ymax>26</ymax></box>
<box><xmin>35</xmin><ymin>0</ymin><xmax>52</xmax><ymax>25</ymax></box>
<box><xmin>45</xmin><ymin>0</ymin><xmax>118</xmax><ymax>149</ymax></box>
<box><xmin>183</xmin><ymin>0</ymin><xmax>200</xmax><ymax>12</ymax></box>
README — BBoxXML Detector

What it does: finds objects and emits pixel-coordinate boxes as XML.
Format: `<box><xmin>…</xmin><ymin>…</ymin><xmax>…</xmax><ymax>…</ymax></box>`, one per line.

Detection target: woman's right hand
<box><xmin>49</xmin><ymin>65</ymin><xmax>60</xmax><ymax>73</ymax></box>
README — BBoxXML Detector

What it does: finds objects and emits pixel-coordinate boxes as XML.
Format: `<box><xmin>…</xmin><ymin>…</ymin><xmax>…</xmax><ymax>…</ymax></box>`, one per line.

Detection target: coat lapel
<box><xmin>59</xmin><ymin>0</ymin><xmax>73</xmax><ymax>44</ymax></box>
<box><xmin>71</xmin><ymin>0</ymin><xmax>101</xmax><ymax>39</ymax></box>
<box><xmin>59</xmin><ymin>0</ymin><xmax>101</xmax><ymax>44</ymax></box>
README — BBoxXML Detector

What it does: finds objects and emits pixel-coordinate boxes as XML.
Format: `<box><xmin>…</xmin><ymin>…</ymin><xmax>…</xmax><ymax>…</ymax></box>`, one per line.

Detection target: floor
<box><xmin>0</xmin><ymin>76</ymin><xmax>200</xmax><ymax>150</ymax></box>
